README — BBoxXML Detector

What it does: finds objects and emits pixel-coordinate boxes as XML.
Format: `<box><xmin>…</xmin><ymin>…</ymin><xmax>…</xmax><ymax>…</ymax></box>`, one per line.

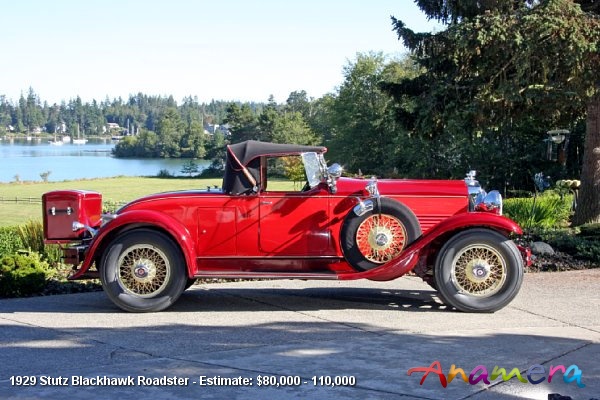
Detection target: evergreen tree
<box><xmin>156</xmin><ymin>107</ymin><xmax>184</xmax><ymax>157</ymax></box>
<box><xmin>181</xmin><ymin>159</ymin><xmax>199</xmax><ymax>177</ymax></box>
<box><xmin>389</xmin><ymin>0</ymin><xmax>600</xmax><ymax>223</ymax></box>
<box><xmin>225</xmin><ymin>103</ymin><xmax>259</xmax><ymax>143</ymax></box>
<box><xmin>257</xmin><ymin>95</ymin><xmax>279</xmax><ymax>142</ymax></box>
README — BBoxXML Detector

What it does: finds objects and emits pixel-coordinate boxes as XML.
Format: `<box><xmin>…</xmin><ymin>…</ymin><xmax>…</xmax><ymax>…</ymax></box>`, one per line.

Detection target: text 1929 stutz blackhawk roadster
<box><xmin>43</xmin><ymin>140</ymin><xmax>530</xmax><ymax>313</ymax></box>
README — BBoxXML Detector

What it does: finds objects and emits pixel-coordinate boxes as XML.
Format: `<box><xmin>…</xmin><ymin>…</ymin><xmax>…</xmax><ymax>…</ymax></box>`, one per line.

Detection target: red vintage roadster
<box><xmin>43</xmin><ymin>140</ymin><xmax>529</xmax><ymax>313</ymax></box>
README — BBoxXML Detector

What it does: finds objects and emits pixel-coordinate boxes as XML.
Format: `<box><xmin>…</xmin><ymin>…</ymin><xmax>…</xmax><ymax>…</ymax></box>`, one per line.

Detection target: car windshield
<box><xmin>301</xmin><ymin>152</ymin><xmax>325</xmax><ymax>189</ymax></box>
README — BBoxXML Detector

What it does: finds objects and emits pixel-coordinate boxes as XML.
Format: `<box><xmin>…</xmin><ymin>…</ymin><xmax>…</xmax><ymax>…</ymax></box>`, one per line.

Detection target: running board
<box><xmin>193</xmin><ymin>271</ymin><xmax>340</xmax><ymax>280</ymax></box>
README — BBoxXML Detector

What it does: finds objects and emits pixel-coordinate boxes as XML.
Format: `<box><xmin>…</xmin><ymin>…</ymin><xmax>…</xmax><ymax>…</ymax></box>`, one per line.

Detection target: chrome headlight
<box><xmin>475</xmin><ymin>190</ymin><xmax>503</xmax><ymax>215</ymax></box>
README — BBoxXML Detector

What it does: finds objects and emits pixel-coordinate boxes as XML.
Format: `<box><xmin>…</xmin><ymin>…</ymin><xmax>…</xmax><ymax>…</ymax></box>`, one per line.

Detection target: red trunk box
<box><xmin>42</xmin><ymin>190</ymin><xmax>102</xmax><ymax>242</ymax></box>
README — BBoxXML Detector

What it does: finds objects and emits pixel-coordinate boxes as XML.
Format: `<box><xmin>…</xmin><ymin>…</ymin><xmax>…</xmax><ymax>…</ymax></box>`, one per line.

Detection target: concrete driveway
<box><xmin>0</xmin><ymin>269</ymin><xmax>598</xmax><ymax>400</ymax></box>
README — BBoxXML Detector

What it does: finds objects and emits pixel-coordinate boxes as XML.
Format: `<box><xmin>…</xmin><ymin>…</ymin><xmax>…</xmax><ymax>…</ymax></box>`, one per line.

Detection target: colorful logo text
<box><xmin>407</xmin><ymin>361</ymin><xmax>585</xmax><ymax>388</ymax></box>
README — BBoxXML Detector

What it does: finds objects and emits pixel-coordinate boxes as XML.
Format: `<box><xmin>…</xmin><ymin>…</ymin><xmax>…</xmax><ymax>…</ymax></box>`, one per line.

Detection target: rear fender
<box><xmin>70</xmin><ymin>210</ymin><xmax>196</xmax><ymax>280</ymax></box>
<box><xmin>340</xmin><ymin>212</ymin><xmax>522</xmax><ymax>281</ymax></box>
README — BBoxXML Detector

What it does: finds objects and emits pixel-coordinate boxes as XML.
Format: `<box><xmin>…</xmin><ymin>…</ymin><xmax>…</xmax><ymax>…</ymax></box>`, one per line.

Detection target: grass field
<box><xmin>0</xmin><ymin>176</ymin><xmax>296</xmax><ymax>227</ymax></box>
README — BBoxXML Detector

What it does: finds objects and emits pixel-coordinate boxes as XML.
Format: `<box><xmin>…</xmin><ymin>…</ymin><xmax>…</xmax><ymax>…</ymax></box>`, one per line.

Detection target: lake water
<box><xmin>0</xmin><ymin>137</ymin><xmax>210</xmax><ymax>183</ymax></box>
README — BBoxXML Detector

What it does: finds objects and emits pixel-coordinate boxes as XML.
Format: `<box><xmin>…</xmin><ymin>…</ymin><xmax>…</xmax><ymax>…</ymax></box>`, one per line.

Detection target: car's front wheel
<box><xmin>434</xmin><ymin>229</ymin><xmax>523</xmax><ymax>313</ymax></box>
<box><xmin>100</xmin><ymin>229</ymin><xmax>187</xmax><ymax>312</ymax></box>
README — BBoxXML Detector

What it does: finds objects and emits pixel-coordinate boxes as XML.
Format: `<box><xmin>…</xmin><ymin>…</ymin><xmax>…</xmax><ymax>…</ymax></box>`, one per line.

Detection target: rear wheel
<box><xmin>100</xmin><ymin>229</ymin><xmax>187</xmax><ymax>312</ymax></box>
<box><xmin>434</xmin><ymin>229</ymin><xmax>523</xmax><ymax>313</ymax></box>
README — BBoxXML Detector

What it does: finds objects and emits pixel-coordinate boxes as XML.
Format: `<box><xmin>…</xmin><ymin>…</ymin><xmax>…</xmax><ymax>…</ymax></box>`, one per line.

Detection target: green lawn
<box><xmin>0</xmin><ymin>176</ymin><xmax>296</xmax><ymax>227</ymax></box>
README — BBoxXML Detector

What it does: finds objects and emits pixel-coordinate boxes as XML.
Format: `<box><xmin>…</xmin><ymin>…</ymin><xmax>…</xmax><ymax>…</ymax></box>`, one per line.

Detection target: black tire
<box><xmin>100</xmin><ymin>229</ymin><xmax>187</xmax><ymax>312</ymax></box>
<box><xmin>433</xmin><ymin>229</ymin><xmax>524</xmax><ymax>313</ymax></box>
<box><xmin>185</xmin><ymin>278</ymin><xmax>197</xmax><ymax>290</ymax></box>
<box><xmin>341</xmin><ymin>197</ymin><xmax>421</xmax><ymax>271</ymax></box>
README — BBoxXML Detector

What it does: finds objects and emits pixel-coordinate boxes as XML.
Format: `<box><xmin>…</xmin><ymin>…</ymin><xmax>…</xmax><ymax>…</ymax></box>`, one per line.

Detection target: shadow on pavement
<box><xmin>0</xmin><ymin>286</ymin><xmax>447</xmax><ymax>314</ymax></box>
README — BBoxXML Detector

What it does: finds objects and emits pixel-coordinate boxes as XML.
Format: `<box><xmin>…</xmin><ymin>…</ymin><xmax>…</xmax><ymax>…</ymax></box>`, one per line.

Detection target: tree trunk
<box><xmin>573</xmin><ymin>94</ymin><xmax>600</xmax><ymax>226</ymax></box>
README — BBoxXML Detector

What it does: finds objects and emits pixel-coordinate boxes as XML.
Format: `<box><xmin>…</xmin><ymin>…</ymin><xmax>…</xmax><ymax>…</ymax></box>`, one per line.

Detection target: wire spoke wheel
<box><xmin>341</xmin><ymin>197</ymin><xmax>421</xmax><ymax>271</ymax></box>
<box><xmin>355</xmin><ymin>214</ymin><xmax>407</xmax><ymax>264</ymax></box>
<box><xmin>101</xmin><ymin>229</ymin><xmax>187</xmax><ymax>312</ymax></box>
<box><xmin>451</xmin><ymin>244</ymin><xmax>507</xmax><ymax>297</ymax></box>
<box><xmin>117</xmin><ymin>244</ymin><xmax>171</xmax><ymax>298</ymax></box>
<box><xmin>434</xmin><ymin>229</ymin><xmax>524</xmax><ymax>313</ymax></box>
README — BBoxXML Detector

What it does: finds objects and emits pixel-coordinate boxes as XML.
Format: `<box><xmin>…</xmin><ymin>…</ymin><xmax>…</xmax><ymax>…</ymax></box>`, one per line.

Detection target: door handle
<box><xmin>260</xmin><ymin>201</ymin><xmax>273</xmax><ymax>205</ymax></box>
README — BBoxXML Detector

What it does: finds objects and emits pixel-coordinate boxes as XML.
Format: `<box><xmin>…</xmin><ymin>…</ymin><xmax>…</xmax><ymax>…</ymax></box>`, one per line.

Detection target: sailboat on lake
<box><xmin>72</xmin><ymin>123</ymin><xmax>87</xmax><ymax>144</ymax></box>
<box><xmin>48</xmin><ymin>131</ymin><xmax>63</xmax><ymax>146</ymax></box>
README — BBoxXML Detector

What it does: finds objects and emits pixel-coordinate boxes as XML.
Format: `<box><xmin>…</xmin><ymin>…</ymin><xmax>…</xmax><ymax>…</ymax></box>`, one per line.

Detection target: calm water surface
<box><xmin>0</xmin><ymin>138</ymin><xmax>210</xmax><ymax>183</ymax></box>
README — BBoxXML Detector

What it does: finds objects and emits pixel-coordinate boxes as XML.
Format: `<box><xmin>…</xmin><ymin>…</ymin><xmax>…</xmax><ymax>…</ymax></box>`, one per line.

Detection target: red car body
<box><xmin>43</xmin><ymin>141</ymin><xmax>529</xmax><ymax>313</ymax></box>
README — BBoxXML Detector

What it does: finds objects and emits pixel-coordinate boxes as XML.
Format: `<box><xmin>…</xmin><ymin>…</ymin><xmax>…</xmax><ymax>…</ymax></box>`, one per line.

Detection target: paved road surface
<box><xmin>0</xmin><ymin>269</ymin><xmax>598</xmax><ymax>399</ymax></box>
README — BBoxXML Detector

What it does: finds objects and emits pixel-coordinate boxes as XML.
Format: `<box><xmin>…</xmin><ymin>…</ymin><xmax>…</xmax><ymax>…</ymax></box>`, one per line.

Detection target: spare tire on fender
<box><xmin>340</xmin><ymin>197</ymin><xmax>422</xmax><ymax>271</ymax></box>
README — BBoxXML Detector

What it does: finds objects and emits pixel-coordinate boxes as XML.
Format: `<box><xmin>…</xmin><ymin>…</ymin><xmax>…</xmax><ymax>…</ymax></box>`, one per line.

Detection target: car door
<box><xmin>258</xmin><ymin>186</ymin><xmax>334</xmax><ymax>256</ymax></box>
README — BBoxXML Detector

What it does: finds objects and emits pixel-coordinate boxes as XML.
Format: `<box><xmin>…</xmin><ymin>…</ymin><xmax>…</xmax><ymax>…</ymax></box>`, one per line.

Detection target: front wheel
<box><xmin>100</xmin><ymin>229</ymin><xmax>187</xmax><ymax>312</ymax></box>
<box><xmin>434</xmin><ymin>229</ymin><xmax>523</xmax><ymax>313</ymax></box>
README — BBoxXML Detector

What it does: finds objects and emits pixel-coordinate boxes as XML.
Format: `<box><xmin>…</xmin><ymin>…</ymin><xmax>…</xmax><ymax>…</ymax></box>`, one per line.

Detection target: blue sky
<box><xmin>0</xmin><ymin>1</ymin><xmax>439</xmax><ymax>104</ymax></box>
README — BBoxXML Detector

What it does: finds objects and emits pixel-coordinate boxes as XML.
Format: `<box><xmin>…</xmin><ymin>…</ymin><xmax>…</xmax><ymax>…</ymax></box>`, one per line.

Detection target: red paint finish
<box><xmin>43</xmin><ymin>161</ymin><xmax>526</xmax><ymax>283</ymax></box>
<box><xmin>70</xmin><ymin>208</ymin><xmax>197</xmax><ymax>280</ymax></box>
<box><xmin>43</xmin><ymin>190</ymin><xmax>102</xmax><ymax>242</ymax></box>
<box><xmin>259</xmin><ymin>187</ymin><xmax>334</xmax><ymax>256</ymax></box>
<box><xmin>339</xmin><ymin>212</ymin><xmax>523</xmax><ymax>282</ymax></box>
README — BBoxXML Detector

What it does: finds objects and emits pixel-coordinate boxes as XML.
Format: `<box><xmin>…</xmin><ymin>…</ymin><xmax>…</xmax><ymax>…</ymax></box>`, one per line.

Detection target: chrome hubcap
<box><xmin>375</xmin><ymin>232</ymin><xmax>390</xmax><ymax>247</ymax></box>
<box><xmin>451</xmin><ymin>244</ymin><xmax>506</xmax><ymax>297</ymax></box>
<box><xmin>117</xmin><ymin>245</ymin><xmax>170</xmax><ymax>298</ymax></box>
<box><xmin>356</xmin><ymin>214</ymin><xmax>407</xmax><ymax>264</ymax></box>
<box><xmin>133</xmin><ymin>261</ymin><xmax>155</xmax><ymax>282</ymax></box>
<box><xmin>468</xmin><ymin>261</ymin><xmax>491</xmax><ymax>282</ymax></box>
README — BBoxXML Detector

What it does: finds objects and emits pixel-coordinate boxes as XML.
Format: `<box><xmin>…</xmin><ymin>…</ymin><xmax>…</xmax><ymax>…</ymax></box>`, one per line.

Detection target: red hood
<box><xmin>334</xmin><ymin>177</ymin><xmax>468</xmax><ymax>197</ymax></box>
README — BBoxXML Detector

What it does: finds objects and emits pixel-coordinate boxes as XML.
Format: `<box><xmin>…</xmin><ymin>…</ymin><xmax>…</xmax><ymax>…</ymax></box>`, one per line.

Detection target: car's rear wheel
<box><xmin>100</xmin><ymin>229</ymin><xmax>187</xmax><ymax>312</ymax></box>
<box><xmin>433</xmin><ymin>229</ymin><xmax>523</xmax><ymax>313</ymax></box>
<box><xmin>341</xmin><ymin>197</ymin><xmax>421</xmax><ymax>271</ymax></box>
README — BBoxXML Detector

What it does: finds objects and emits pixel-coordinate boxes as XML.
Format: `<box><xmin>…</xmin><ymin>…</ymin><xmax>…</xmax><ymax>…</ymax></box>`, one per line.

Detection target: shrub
<box><xmin>579</xmin><ymin>223</ymin><xmax>600</xmax><ymax>239</ymax></box>
<box><xmin>39</xmin><ymin>170</ymin><xmax>52</xmax><ymax>182</ymax></box>
<box><xmin>102</xmin><ymin>199</ymin><xmax>125</xmax><ymax>213</ymax></box>
<box><xmin>0</xmin><ymin>226</ymin><xmax>24</xmax><ymax>257</ymax></box>
<box><xmin>0</xmin><ymin>252</ymin><xmax>52</xmax><ymax>297</ymax></box>
<box><xmin>17</xmin><ymin>220</ymin><xmax>44</xmax><ymax>253</ymax></box>
<box><xmin>16</xmin><ymin>220</ymin><xmax>62</xmax><ymax>265</ymax></box>
<box><xmin>156</xmin><ymin>168</ymin><xmax>173</xmax><ymax>178</ymax></box>
<box><xmin>200</xmin><ymin>166</ymin><xmax>224</xmax><ymax>178</ymax></box>
<box><xmin>504</xmin><ymin>192</ymin><xmax>572</xmax><ymax>229</ymax></box>
<box><xmin>538</xmin><ymin>230</ymin><xmax>600</xmax><ymax>265</ymax></box>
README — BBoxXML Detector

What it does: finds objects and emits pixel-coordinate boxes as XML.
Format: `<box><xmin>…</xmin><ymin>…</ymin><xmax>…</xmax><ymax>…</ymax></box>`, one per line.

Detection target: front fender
<box><xmin>339</xmin><ymin>212</ymin><xmax>522</xmax><ymax>282</ymax></box>
<box><xmin>424</xmin><ymin>212</ymin><xmax>522</xmax><ymax>237</ymax></box>
<box><xmin>70</xmin><ymin>210</ymin><xmax>196</xmax><ymax>280</ymax></box>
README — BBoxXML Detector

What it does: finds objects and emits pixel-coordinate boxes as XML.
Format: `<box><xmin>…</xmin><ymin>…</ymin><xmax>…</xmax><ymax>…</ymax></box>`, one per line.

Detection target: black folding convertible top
<box><xmin>222</xmin><ymin>140</ymin><xmax>326</xmax><ymax>195</ymax></box>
